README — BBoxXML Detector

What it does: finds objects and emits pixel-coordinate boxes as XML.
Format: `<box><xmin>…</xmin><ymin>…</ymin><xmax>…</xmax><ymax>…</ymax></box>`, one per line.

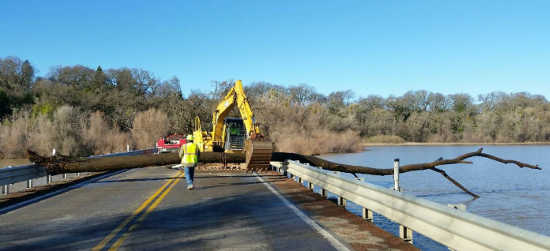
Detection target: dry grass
<box><xmin>27</xmin><ymin>114</ymin><xmax>56</xmax><ymax>155</ymax></box>
<box><xmin>1</xmin><ymin>98</ymin><xmax>364</xmax><ymax>158</ymax></box>
<box><xmin>272</xmin><ymin>126</ymin><xmax>363</xmax><ymax>155</ymax></box>
<box><xmin>0</xmin><ymin>111</ymin><xmax>32</xmax><ymax>158</ymax></box>
<box><xmin>131</xmin><ymin>108</ymin><xmax>169</xmax><ymax>149</ymax></box>
<box><xmin>253</xmin><ymin>96</ymin><xmax>363</xmax><ymax>155</ymax></box>
<box><xmin>82</xmin><ymin>111</ymin><xmax>131</xmax><ymax>155</ymax></box>
<box><xmin>0</xmin><ymin>106</ymin><xmax>134</xmax><ymax>158</ymax></box>
<box><xmin>264</xmin><ymin>103</ymin><xmax>362</xmax><ymax>154</ymax></box>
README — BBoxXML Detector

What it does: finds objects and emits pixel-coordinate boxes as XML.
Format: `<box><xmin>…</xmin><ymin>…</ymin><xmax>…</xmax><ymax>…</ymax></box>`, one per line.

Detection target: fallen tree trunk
<box><xmin>28</xmin><ymin>147</ymin><xmax>541</xmax><ymax>198</ymax></box>
<box><xmin>28</xmin><ymin>151</ymin><xmax>245</xmax><ymax>175</ymax></box>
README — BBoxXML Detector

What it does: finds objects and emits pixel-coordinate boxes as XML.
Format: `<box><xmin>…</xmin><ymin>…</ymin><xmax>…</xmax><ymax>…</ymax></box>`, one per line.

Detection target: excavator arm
<box><xmin>194</xmin><ymin>80</ymin><xmax>272</xmax><ymax>171</ymax></box>
<box><xmin>193</xmin><ymin>116</ymin><xmax>205</xmax><ymax>151</ymax></box>
<box><xmin>211</xmin><ymin>80</ymin><xmax>259</xmax><ymax>143</ymax></box>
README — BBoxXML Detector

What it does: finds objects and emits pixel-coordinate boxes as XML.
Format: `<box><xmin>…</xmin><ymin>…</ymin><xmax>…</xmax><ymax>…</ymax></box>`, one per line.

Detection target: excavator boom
<box><xmin>211</xmin><ymin>80</ymin><xmax>259</xmax><ymax>143</ymax></box>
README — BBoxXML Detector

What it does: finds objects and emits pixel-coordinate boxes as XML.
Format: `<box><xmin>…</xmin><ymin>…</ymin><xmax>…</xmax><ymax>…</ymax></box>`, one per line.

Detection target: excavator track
<box><xmin>245</xmin><ymin>140</ymin><xmax>273</xmax><ymax>172</ymax></box>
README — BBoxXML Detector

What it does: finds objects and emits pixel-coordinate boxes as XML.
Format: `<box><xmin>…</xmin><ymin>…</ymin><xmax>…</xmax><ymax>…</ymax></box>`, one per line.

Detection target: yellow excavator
<box><xmin>193</xmin><ymin>80</ymin><xmax>273</xmax><ymax>170</ymax></box>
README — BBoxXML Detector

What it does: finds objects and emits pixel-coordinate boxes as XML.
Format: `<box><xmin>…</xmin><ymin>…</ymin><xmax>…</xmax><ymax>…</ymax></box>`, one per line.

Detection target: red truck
<box><xmin>155</xmin><ymin>134</ymin><xmax>186</xmax><ymax>153</ymax></box>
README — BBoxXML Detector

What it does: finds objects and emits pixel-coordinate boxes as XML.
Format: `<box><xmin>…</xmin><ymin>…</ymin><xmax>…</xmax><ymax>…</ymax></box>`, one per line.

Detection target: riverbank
<box><xmin>363</xmin><ymin>142</ymin><xmax>550</xmax><ymax>147</ymax></box>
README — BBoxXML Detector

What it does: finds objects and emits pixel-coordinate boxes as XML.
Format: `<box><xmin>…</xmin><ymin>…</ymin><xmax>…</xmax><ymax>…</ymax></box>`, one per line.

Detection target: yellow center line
<box><xmin>92</xmin><ymin>171</ymin><xmax>183</xmax><ymax>251</ymax></box>
<box><xmin>108</xmin><ymin>172</ymin><xmax>184</xmax><ymax>250</ymax></box>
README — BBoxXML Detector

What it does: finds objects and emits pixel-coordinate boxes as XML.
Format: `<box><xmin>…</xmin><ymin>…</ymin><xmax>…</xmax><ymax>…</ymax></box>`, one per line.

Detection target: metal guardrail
<box><xmin>1</xmin><ymin>149</ymin><xmax>154</xmax><ymax>190</ymax></box>
<box><xmin>271</xmin><ymin>160</ymin><xmax>550</xmax><ymax>251</ymax></box>
<box><xmin>0</xmin><ymin>165</ymin><xmax>47</xmax><ymax>187</ymax></box>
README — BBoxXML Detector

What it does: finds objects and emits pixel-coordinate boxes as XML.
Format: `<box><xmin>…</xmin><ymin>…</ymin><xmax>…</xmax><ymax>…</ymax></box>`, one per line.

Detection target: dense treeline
<box><xmin>247</xmin><ymin>83</ymin><xmax>550</xmax><ymax>144</ymax></box>
<box><xmin>1</xmin><ymin>56</ymin><xmax>549</xmax><ymax>158</ymax></box>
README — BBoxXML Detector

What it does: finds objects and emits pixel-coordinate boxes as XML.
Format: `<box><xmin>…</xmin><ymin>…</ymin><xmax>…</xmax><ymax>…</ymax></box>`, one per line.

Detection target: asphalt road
<box><xmin>0</xmin><ymin>166</ymin><xmax>344</xmax><ymax>250</ymax></box>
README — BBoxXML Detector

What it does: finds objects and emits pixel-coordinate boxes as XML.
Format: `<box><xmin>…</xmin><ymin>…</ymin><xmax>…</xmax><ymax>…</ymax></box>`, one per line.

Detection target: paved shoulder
<box><xmin>268</xmin><ymin>173</ymin><xmax>418</xmax><ymax>251</ymax></box>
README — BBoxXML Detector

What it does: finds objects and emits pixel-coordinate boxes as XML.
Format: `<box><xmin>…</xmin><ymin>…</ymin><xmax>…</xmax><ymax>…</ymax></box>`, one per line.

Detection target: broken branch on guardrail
<box><xmin>272</xmin><ymin>148</ymin><xmax>541</xmax><ymax>198</ymax></box>
<box><xmin>272</xmin><ymin>148</ymin><xmax>540</xmax><ymax>174</ymax></box>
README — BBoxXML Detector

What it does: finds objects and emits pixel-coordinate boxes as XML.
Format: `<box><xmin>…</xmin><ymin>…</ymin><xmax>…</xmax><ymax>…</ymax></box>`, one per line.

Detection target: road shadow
<box><xmin>0</xmin><ymin>170</ymin><xmax>127</xmax><ymax>215</ymax></box>
<box><xmin>0</xmin><ymin>191</ymin><xmax>335</xmax><ymax>251</ymax></box>
<box><xmin>197</xmin><ymin>177</ymin><xmax>288</xmax><ymax>190</ymax></box>
<box><xmin>96</xmin><ymin>174</ymin><xmax>284</xmax><ymax>184</ymax></box>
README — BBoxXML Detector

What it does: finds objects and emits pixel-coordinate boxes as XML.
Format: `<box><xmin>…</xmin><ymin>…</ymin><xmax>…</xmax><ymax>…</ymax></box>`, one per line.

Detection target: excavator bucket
<box><xmin>245</xmin><ymin>140</ymin><xmax>273</xmax><ymax>172</ymax></box>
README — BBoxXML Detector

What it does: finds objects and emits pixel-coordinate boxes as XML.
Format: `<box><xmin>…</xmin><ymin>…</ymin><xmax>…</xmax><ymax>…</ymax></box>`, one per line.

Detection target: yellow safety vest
<box><xmin>180</xmin><ymin>143</ymin><xmax>198</xmax><ymax>165</ymax></box>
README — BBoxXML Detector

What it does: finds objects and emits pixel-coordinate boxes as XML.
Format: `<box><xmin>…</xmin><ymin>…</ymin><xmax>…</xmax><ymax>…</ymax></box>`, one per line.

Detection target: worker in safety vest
<box><xmin>179</xmin><ymin>134</ymin><xmax>199</xmax><ymax>190</ymax></box>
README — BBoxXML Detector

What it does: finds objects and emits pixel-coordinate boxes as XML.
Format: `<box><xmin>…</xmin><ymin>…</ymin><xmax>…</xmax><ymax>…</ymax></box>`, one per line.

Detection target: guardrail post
<box><xmin>337</xmin><ymin>196</ymin><xmax>345</xmax><ymax>207</ymax></box>
<box><xmin>399</xmin><ymin>225</ymin><xmax>413</xmax><ymax>244</ymax></box>
<box><xmin>2</xmin><ymin>184</ymin><xmax>8</xmax><ymax>195</ymax></box>
<box><xmin>393</xmin><ymin>158</ymin><xmax>400</xmax><ymax>192</ymax></box>
<box><xmin>48</xmin><ymin>148</ymin><xmax>55</xmax><ymax>183</ymax></box>
<box><xmin>393</xmin><ymin>158</ymin><xmax>410</xmax><ymax>241</ymax></box>
<box><xmin>308</xmin><ymin>182</ymin><xmax>314</xmax><ymax>191</ymax></box>
<box><xmin>321</xmin><ymin>188</ymin><xmax>327</xmax><ymax>198</ymax></box>
<box><xmin>55</xmin><ymin>150</ymin><xmax>76</xmax><ymax>178</ymax></box>
<box><xmin>127</xmin><ymin>144</ymin><xmax>130</xmax><ymax>152</ymax></box>
<box><xmin>27</xmin><ymin>179</ymin><xmax>33</xmax><ymax>189</ymax></box>
<box><xmin>362</xmin><ymin>208</ymin><xmax>374</xmax><ymax>222</ymax></box>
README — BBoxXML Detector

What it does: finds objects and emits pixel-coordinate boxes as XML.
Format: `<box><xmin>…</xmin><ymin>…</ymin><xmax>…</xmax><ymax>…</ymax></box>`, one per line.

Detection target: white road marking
<box><xmin>0</xmin><ymin>170</ymin><xmax>127</xmax><ymax>215</ymax></box>
<box><xmin>255</xmin><ymin>173</ymin><xmax>352</xmax><ymax>251</ymax></box>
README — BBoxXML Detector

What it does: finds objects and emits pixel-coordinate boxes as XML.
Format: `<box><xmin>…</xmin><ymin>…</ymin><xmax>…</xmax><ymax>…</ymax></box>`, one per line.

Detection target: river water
<box><xmin>321</xmin><ymin>145</ymin><xmax>550</xmax><ymax>250</ymax></box>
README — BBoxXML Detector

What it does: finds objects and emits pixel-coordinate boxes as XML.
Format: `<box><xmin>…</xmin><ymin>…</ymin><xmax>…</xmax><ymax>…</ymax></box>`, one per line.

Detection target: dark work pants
<box><xmin>184</xmin><ymin>165</ymin><xmax>195</xmax><ymax>185</ymax></box>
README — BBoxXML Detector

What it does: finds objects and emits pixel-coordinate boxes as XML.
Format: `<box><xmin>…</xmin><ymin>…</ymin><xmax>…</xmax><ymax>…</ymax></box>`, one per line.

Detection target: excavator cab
<box><xmin>223</xmin><ymin>118</ymin><xmax>246</xmax><ymax>152</ymax></box>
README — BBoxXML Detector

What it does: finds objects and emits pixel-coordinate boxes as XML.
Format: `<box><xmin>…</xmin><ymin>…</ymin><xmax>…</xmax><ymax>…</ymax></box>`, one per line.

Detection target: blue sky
<box><xmin>1</xmin><ymin>1</ymin><xmax>549</xmax><ymax>99</ymax></box>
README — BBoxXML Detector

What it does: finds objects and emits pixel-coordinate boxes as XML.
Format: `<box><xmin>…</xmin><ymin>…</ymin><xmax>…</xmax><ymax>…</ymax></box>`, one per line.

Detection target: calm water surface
<box><xmin>322</xmin><ymin>145</ymin><xmax>550</xmax><ymax>250</ymax></box>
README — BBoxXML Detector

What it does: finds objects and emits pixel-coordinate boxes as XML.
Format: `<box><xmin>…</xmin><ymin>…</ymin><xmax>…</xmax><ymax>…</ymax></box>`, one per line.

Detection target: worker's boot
<box><xmin>187</xmin><ymin>184</ymin><xmax>194</xmax><ymax>190</ymax></box>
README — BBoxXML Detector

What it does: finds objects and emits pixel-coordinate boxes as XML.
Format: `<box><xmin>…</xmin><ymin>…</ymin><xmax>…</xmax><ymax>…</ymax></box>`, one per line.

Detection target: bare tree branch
<box><xmin>398</xmin><ymin>148</ymin><xmax>540</xmax><ymax>172</ymax></box>
<box><xmin>430</xmin><ymin>167</ymin><xmax>480</xmax><ymax>198</ymax></box>
<box><xmin>272</xmin><ymin>148</ymin><xmax>541</xmax><ymax>198</ymax></box>
<box><xmin>272</xmin><ymin>148</ymin><xmax>541</xmax><ymax>176</ymax></box>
